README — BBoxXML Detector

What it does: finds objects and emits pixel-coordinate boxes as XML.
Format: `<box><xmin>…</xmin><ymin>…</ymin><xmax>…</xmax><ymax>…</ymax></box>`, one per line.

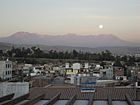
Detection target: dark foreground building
<box><xmin>0</xmin><ymin>85</ymin><xmax>140</xmax><ymax>105</ymax></box>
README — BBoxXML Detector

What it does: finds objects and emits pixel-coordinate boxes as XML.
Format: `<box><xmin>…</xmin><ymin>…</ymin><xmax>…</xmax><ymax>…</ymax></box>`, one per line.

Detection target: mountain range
<box><xmin>0</xmin><ymin>31</ymin><xmax>140</xmax><ymax>55</ymax></box>
<box><xmin>0</xmin><ymin>31</ymin><xmax>138</xmax><ymax>48</ymax></box>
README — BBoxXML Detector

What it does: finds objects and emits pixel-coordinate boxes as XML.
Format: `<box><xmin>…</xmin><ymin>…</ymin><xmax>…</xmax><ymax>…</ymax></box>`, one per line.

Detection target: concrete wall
<box><xmin>0</xmin><ymin>82</ymin><xmax>29</xmax><ymax>98</ymax></box>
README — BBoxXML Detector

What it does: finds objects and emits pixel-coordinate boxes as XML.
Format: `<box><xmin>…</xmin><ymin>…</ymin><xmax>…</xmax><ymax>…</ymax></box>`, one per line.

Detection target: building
<box><xmin>114</xmin><ymin>67</ymin><xmax>127</xmax><ymax>80</ymax></box>
<box><xmin>31</xmin><ymin>76</ymin><xmax>52</xmax><ymax>87</ymax></box>
<box><xmin>65</xmin><ymin>63</ymin><xmax>78</xmax><ymax>84</ymax></box>
<box><xmin>65</xmin><ymin>63</ymin><xmax>90</xmax><ymax>75</ymax></box>
<box><xmin>30</xmin><ymin>67</ymin><xmax>41</xmax><ymax>76</ymax></box>
<box><xmin>78</xmin><ymin>63</ymin><xmax>90</xmax><ymax>75</ymax></box>
<box><xmin>12</xmin><ymin>63</ymin><xmax>24</xmax><ymax>78</ymax></box>
<box><xmin>90</xmin><ymin>64</ymin><xmax>101</xmax><ymax>77</ymax></box>
<box><xmin>65</xmin><ymin>63</ymin><xmax>70</xmax><ymax>69</ymax></box>
<box><xmin>100</xmin><ymin>66</ymin><xmax>113</xmax><ymax>80</ymax></box>
<box><xmin>135</xmin><ymin>54</ymin><xmax>140</xmax><ymax>58</ymax></box>
<box><xmin>22</xmin><ymin>64</ymin><xmax>33</xmax><ymax>76</ymax></box>
<box><xmin>138</xmin><ymin>72</ymin><xmax>140</xmax><ymax>80</ymax></box>
<box><xmin>0</xmin><ymin>59</ymin><xmax>12</xmax><ymax>80</ymax></box>
<box><xmin>0</xmin><ymin>82</ymin><xmax>29</xmax><ymax>98</ymax></box>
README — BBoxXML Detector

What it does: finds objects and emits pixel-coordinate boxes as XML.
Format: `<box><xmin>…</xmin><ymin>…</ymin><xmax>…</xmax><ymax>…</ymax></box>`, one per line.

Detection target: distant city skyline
<box><xmin>0</xmin><ymin>0</ymin><xmax>140</xmax><ymax>42</ymax></box>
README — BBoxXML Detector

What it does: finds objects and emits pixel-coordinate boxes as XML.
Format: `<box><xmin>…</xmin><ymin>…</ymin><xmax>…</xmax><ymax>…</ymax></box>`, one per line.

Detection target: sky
<box><xmin>0</xmin><ymin>0</ymin><xmax>140</xmax><ymax>42</ymax></box>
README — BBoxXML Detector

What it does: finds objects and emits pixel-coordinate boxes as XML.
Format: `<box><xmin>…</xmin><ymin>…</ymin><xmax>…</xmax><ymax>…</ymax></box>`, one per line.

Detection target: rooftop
<box><xmin>0</xmin><ymin>85</ymin><xmax>140</xmax><ymax>105</ymax></box>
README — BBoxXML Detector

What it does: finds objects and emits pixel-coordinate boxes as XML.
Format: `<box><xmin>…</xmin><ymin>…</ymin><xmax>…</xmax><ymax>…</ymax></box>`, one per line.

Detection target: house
<box><xmin>65</xmin><ymin>63</ymin><xmax>80</xmax><ymax>84</ymax></box>
<box><xmin>72</xmin><ymin>63</ymin><xmax>81</xmax><ymax>71</ymax></box>
<box><xmin>30</xmin><ymin>66</ymin><xmax>42</xmax><ymax>76</ymax></box>
<box><xmin>12</xmin><ymin>63</ymin><xmax>24</xmax><ymax>77</ymax></box>
<box><xmin>65</xmin><ymin>63</ymin><xmax>91</xmax><ymax>75</ymax></box>
<box><xmin>80</xmin><ymin>63</ymin><xmax>90</xmax><ymax>74</ymax></box>
<box><xmin>65</xmin><ymin>63</ymin><xmax>78</xmax><ymax>75</ymax></box>
<box><xmin>114</xmin><ymin>67</ymin><xmax>127</xmax><ymax>80</ymax></box>
<box><xmin>0</xmin><ymin>59</ymin><xmax>12</xmax><ymax>80</ymax></box>
<box><xmin>22</xmin><ymin>64</ymin><xmax>33</xmax><ymax>76</ymax></box>
<box><xmin>100</xmin><ymin>66</ymin><xmax>113</xmax><ymax>80</ymax></box>
<box><xmin>90</xmin><ymin>63</ymin><xmax>101</xmax><ymax>77</ymax></box>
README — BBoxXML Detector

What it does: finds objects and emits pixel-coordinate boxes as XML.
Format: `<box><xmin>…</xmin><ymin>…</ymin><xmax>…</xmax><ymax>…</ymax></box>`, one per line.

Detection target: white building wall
<box><xmin>23</xmin><ymin>64</ymin><xmax>32</xmax><ymax>74</ymax></box>
<box><xmin>0</xmin><ymin>82</ymin><xmax>29</xmax><ymax>98</ymax></box>
<box><xmin>65</xmin><ymin>63</ymin><xmax>70</xmax><ymax>69</ymax></box>
<box><xmin>84</xmin><ymin>63</ymin><xmax>89</xmax><ymax>69</ymax></box>
<box><xmin>70</xmin><ymin>75</ymin><xmax>76</xmax><ymax>84</ymax></box>
<box><xmin>53</xmin><ymin>67</ymin><xmax>60</xmax><ymax>71</ymax></box>
<box><xmin>0</xmin><ymin>60</ymin><xmax>12</xmax><ymax>80</ymax></box>
<box><xmin>72</xmin><ymin>63</ymin><xmax>81</xmax><ymax>70</ymax></box>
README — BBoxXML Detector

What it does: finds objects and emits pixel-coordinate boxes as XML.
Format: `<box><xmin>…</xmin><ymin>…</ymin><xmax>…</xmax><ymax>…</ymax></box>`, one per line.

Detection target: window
<box><xmin>6</xmin><ymin>64</ymin><xmax>8</xmax><ymax>68</ymax></box>
<box><xmin>9</xmin><ymin>64</ymin><xmax>11</xmax><ymax>68</ymax></box>
<box><xmin>5</xmin><ymin>64</ymin><xmax>12</xmax><ymax>68</ymax></box>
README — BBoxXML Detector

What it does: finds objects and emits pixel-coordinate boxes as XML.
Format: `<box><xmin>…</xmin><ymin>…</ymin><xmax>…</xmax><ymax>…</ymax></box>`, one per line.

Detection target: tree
<box><xmin>113</xmin><ymin>56</ymin><xmax>123</xmax><ymax>67</ymax></box>
<box><xmin>72</xmin><ymin>50</ymin><xmax>79</xmax><ymax>59</ymax></box>
<box><xmin>121</xmin><ymin>55</ymin><xmax>128</xmax><ymax>62</ymax></box>
<box><xmin>0</xmin><ymin>50</ymin><xmax>3</xmax><ymax>57</ymax></box>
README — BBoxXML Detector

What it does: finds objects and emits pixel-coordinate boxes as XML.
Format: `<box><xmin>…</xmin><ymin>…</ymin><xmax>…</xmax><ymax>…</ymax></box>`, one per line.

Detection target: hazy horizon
<box><xmin>0</xmin><ymin>31</ymin><xmax>132</xmax><ymax>43</ymax></box>
<box><xmin>0</xmin><ymin>0</ymin><xmax>140</xmax><ymax>42</ymax></box>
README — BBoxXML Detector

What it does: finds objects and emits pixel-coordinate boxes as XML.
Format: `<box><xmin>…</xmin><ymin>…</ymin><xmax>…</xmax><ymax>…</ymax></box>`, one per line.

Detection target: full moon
<box><xmin>99</xmin><ymin>25</ymin><xmax>104</xmax><ymax>29</ymax></box>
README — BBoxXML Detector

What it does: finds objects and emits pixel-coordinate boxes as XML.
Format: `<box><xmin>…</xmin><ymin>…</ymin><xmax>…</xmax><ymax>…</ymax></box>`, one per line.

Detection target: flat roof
<box><xmin>29</xmin><ymin>86</ymin><xmax>140</xmax><ymax>100</ymax></box>
<box><xmin>15</xmin><ymin>100</ymin><xmax>140</xmax><ymax>105</ymax></box>
<box><xmin>1</xmin><ymin>86</ymin><xmax>140</xmax><ymax>105</ymax></box>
